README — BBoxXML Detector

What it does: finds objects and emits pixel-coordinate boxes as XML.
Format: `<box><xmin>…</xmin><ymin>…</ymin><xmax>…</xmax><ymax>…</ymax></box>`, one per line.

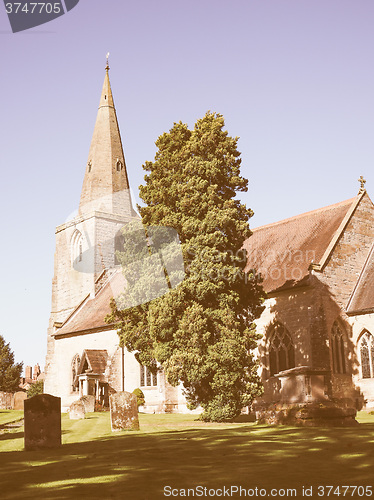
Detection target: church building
<box><xmin>44</xmin><ymin>63</ymin><xmax>189</xmax><ymax>412</ymax></box>
<box><xmin>44</xmin><ymin>65</ymin><xmax>374</xmax><ymax>416</ymax></box>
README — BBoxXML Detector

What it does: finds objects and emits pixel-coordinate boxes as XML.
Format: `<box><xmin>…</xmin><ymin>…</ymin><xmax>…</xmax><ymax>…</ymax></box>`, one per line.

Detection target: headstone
<box><xmin>0</xmin><ymin>392</ymin><xmax>14</xmax><ymax>410</ymax></box>
<box><xmin>79</xmin><ymin>395</ymin><xmax>95</xmax><ymax>413</ymax></box>
<box><xmin>24</xmin><ymin>394</ymin><xmax>61</xmax><ymax>450</ymax></box>
<box><xmin>13</xmin><ymin>391</ymin><xmax>27</xmax><ymax>410</ymax></box>
<box><xmin>109</xmin><ymin>391</ymin><xmax>139</xmax><ymax>431</ymax></box>
<box><xmin>69</xmin><ymin>400</ymin><xmax>86</xmax><ymax>420</ymax></box>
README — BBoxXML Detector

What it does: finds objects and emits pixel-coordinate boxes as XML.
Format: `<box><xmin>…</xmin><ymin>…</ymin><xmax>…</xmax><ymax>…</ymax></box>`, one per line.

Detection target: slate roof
<box><xmin>54</xmin><ymin>271</ymin><xmax>126</xmax><ymax>336</ymax></box>
<box><xmin>243</xmin><ymin>197</ymin><xmax>356</xmax><ymax>293</ymax></box>
<box><xmin>347</xmin><ymin>243</ymin><xmax>374</xmax><ymax>314</ymax></box>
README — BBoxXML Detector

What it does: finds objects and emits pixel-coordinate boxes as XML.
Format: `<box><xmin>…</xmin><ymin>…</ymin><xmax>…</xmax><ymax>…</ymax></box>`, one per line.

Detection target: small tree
<box><xmin>0</xmin><ymin>335</ymin><xmax>23</xmax><ymax>393</ymax></box>
<box><xmin>27</xmin><ymin>380</ymin><xmax>44</xmax><ymax>398</ymax></box>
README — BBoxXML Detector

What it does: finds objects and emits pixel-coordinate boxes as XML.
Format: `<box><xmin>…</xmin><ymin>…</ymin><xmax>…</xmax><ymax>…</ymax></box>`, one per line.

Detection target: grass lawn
<box><xmin>0</xmin><ymin>410</ymin><xmax>23</xmax><ymax>426</ymax></box>
<box><xmin>0</xmin><ymin>411</ymin><xmax>373</xmax><ymax>499</ymax></box>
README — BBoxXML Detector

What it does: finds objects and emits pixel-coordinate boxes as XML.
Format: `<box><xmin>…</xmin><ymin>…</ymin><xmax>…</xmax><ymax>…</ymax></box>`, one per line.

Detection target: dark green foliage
<box><xmin>133</xmin><ymin>388</ymin><xmax>145</xmax><ymax>407</ymax></box>
<box><xmin>27</xmin><ymin>380</ymin><xmax>44</xmax><ymax>398</ymax></box>
<box><xmin>107</xmin><ymin>112</ymin><xmax>265</xmax><ymax>421</ymax></box>
<box><xmin>0</xmin><ymin>335</ymin><xmax>23</xmax><ymax>393</ymax></box>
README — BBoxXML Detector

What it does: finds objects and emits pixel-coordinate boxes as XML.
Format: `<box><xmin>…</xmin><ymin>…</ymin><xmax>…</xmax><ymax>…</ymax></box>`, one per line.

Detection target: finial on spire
<box><xmin>106</xmin><ymin>52</ymin><xmax>110</xmax><ymax>71</ymax></box>
<box><xmin>358</xmin><ymin>175</ymin><xmax>366</xmax><ymax>194</ymax></box>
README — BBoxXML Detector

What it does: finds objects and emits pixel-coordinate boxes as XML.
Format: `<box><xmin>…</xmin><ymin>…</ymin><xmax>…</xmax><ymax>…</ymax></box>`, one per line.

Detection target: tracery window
<box><xmin>359</xmin><ymin>331</ymin><xmax>374</xmax><ymax>379</ymax></box>
<box><xmin>331</xmin><ymin>321</ymin><xmax>346</xmax><ymax>374</ymax></box>
<box><xmin>140</xmin><ymin>364</ymin><xmax>157</xmax><ymax>387</ymax></box>
<box><xmin>267</xmin><ymin>322</ymin><xmax>295</xmax><ymax>376</ymax></box>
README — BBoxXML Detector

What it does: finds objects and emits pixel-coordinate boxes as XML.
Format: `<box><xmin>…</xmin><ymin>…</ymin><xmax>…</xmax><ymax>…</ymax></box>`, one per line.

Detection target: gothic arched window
<box><xmin>359</xmin><ymin>331</ymin><xmax>374</xmax><ymax>379</ymax></box>
<box><xmin>71</xmin><ymin>229</ymin><xmax>83</xmax><ymax>267</ymax></box>
<box><xmin>71</xmin><ymin>354</ymin><xmax>80</xmax><ymax>392</ymax></box>
<box><xmin>267</xmin><ymin>322</ymin><xmax>295</xmax><ymax>376</ymax></box>
<box><xmin>331</xmin><ymin>321</ymin><xmax>346</xmax><ymax>374</ymax></box>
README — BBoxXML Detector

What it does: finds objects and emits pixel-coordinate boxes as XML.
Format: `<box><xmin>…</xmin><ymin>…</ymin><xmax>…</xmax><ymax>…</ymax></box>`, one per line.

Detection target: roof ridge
<box><xmin>313</xmin><ymin>192</ymin><xmax>366</xmax><ymax>271</ymax></box>
<box><xmin>252</xmin><ymin>196</ymin><xmax>357</xmax><ymax>232</ymax></box>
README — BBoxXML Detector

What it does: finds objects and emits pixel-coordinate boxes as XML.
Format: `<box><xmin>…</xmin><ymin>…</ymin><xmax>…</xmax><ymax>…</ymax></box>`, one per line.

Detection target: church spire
<box><xmin>79</xmin><ymin>62</ymin><xmax>133</xmax><ymax>216</ymax></box>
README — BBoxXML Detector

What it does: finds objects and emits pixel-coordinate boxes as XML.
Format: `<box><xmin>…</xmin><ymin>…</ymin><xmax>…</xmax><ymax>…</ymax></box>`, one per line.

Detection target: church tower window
<box><xmin>359</xmin><ymin>331</ymin><xmax>374</xmax><ymax>379</ymax></box>
<box><xmin>71</xmin><ymin>230</ymin><xmax>83</xmax><ymax>267</ymax></box>
<box><xmin>267</xmin><ymin>322</ymin><xmax>295</xmax><ymax>376</ymax></box>
<box><xmin>331</xmin><ymin>321</ymin><xmax>346</xmax><ymax>374</ymax></box>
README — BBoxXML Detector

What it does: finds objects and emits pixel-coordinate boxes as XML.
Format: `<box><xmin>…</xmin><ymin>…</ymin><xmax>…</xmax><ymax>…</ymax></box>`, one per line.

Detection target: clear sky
<box><xmin>1</xmin><ymin>0</ymin><xmax>374</xmax><ymax>369</ymax></box>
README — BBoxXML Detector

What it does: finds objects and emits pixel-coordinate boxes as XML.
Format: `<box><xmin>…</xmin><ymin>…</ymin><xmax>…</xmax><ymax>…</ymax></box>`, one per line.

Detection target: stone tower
<box><xmin>44</xmin><ymin>64</ymin><xmax>136</xmax><ymax>387</ymax></box>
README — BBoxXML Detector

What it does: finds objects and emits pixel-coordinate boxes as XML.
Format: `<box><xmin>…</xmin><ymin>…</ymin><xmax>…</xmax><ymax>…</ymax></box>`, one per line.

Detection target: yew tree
<box><xmin>0</xmin><ymin>335</ymin><xmax>23</xmax><ymax>393</ymax></box>
<box><xmin>107</xmin><ymin>112</ymin><xmax>265</xmax><ymax>421</ymax></box>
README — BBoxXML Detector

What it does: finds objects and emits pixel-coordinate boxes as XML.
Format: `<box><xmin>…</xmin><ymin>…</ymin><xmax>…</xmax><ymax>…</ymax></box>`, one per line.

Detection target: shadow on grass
<box><xmin>0</xmin><ymin>431</ymin><xmax>24</xmax><ymax>441</ymax></box>
<box><xmin>232</xmin><ymin>414</ymin><xmax>257</xmax><ymax>423</ymax></box>
<box><xmin>0</xmin><ymin>417</ymin><xmax>373</xmax><ymax>500</ymax></box>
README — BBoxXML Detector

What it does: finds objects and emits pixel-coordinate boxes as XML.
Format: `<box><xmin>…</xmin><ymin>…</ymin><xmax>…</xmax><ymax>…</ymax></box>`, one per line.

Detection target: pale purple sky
<box><xmin>1</xmin><ymin>0</ymin><xmax>374</xmax><ymax>368</ymax></box>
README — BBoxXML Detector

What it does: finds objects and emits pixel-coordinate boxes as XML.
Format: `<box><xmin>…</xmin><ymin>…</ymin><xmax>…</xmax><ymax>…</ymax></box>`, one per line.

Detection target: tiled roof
<box><xmin>79</xmin><ymin>349</ymin><xmax>108</xmax><ymax>374</ymax></box>
<box><xmin>347</xmin><ymin>243</ymin><xmax>374</xmax><ymax>314</ymax></box>
<box><xmin>243</xmin><ymin>197</ymin><xmax>356</xmax><ymax>293</ymax></box>
<box><xmin>55</xmin><ymin>271</ymin><xmax>126</xmax><ymax>336</ymax></box>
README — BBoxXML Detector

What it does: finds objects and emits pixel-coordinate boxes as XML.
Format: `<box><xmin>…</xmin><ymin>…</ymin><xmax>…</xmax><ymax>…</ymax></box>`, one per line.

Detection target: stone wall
<box><xmin>318</xmin><ymin>193</ymin><xmax>374</xmax><ymax>308</ymax></box>
<box><xmin>254</xmin><ymin>193</ymin><xmax>374</xmax><ymax>410</ymax></box>
<box><xmin>45</xmin><ymin>210</ymin><xmax>132</xmax><ymax>384</ymax></box>
<box><xmin>45</xmin><ymin>329</ymin><xmax>120</xmax><ymax>409</ymax></box>
<box><xmin>348</xmin><ymin>312</ymin><xmax>374</xmax><ymax>407</ymax></box>
<box><xmin>255</xmin><ymin>287</ymin><xmax>316</xmax><ymax>390</ymax></box>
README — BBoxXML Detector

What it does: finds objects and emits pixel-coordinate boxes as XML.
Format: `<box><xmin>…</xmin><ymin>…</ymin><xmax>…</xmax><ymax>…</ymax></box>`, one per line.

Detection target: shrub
<box><xmin>27</xmin><ymin>380</ymin><xmax>44</xmax><ymax>398</ymax></box>
<box><xmin>133</xmin><ymin>388</ymin><xmax>145</xmax><ymax>407</ymax></box>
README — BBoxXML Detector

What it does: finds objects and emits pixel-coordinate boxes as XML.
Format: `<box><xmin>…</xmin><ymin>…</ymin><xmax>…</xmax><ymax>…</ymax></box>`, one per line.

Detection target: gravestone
<box><xmin>110</xmin><ymin>391</ymin><xmax>139</xmax><ymax>431</ymax></box>
<box><xmin>0</xmin><ymin>392</ymin><xmax>14</xmax><ymax>410</ymax></box>
<box><xmin>13</xmin><ymin>391</ymin><xmax>27</xmax><ymax>410</ymax></box>
<box><xmin>24</xmin><ymin>394</ymin><xmax>61</xmax><ymax>450</ymax></box>
<box><xmin>79</xmin><ymin>395</ymin><xmax>95</xmax><ymax>413</ymax></box>
<box><xmin>69</xmin><ymin>400</ymin><xmax>85</xmax><ymax>420</ymax></box>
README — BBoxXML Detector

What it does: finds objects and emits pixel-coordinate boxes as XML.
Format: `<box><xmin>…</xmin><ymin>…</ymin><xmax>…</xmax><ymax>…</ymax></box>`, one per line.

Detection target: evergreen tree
<box><xmin>27</xmin><ymin>380</ymin><xmax>44</xmax><ymax>398</ymax></box>
<box><xmin>107</xmin><ymin>112</ymin><xmax>265</xmax><ymax>421</ymax></box>
<box><xmin>0</xmin><ymin>335</ymin><xmax>23</xmax><ymax>393</ymax></box>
